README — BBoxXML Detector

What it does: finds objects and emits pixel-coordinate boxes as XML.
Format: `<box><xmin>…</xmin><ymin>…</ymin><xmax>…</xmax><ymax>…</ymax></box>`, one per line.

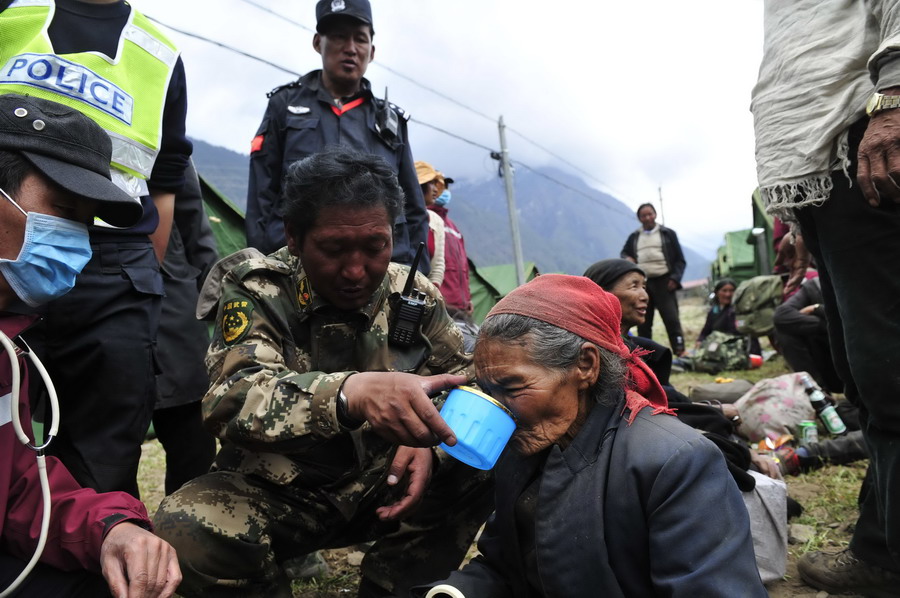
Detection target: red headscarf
<box><xmin>486</xmin><ymin>274</ymin><xmax>673</xmax><ymax>423</ymax></box>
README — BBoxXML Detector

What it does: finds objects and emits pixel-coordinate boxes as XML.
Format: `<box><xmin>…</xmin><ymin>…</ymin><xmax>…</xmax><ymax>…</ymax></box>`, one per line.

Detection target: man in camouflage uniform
<box><xmin>153</xmin><ymin>147</ymin><xmax>494</xmax><ymax>598</ymax></box>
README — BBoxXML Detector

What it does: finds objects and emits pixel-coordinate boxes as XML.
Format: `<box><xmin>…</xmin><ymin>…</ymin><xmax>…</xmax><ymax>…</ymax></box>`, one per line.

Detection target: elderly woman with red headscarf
<box><xmin>414</xmin><ymin>274</ymin><xmax>765</xmax><ymax>598</ymax></box>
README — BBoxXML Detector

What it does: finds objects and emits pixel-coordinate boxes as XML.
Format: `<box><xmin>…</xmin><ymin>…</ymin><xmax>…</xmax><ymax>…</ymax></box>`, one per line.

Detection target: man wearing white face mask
<box><xmin>0</xmin><ymin>93</ymin><xmax>182</xmax><ymax>597</ymax></box>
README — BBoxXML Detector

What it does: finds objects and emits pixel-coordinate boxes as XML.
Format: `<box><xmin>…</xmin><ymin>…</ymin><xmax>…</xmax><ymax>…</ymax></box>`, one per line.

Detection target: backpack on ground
<box><xmin>733</xmin><ymin>275</ymin><xmax>784</xmax><ymax>336</ymax></box>
<box><xmin>693</xmin><ymin>331</ymin><xmax>750</xmax><ymax>374</ymax></box>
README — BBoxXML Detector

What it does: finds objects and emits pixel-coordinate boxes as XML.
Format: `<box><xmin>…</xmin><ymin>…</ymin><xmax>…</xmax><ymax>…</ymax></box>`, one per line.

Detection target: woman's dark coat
<box><xmin>417</xmin><ymin>393</ymin><xmax>766</xmax><ymax>597</ymax></box>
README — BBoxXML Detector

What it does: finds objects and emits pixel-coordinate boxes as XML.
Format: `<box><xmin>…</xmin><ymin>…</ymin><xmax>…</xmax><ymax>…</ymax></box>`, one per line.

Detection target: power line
<box><xmin>409</xmin><ymin>118</ymin><xmax>495</xmax><ymax>152</ymax></box>
<box><xmin>145</xmin><ymin>16</ymin><xmax>301</xmax><ymax>77</ymax></box>
<box><xmin>147</xmin><ymin>11</ymin><xmax>634</xmax><ymax>214</ymax></box>
<box><xmin>507</xmin><ymin>126</ymin><xmax>633</xmax><ymax>203</ymax></box>
<box><xmin>237</xmin><ymin>0</ymin><xmax>315</xmax><ymax>33</ymax></box>
<box><xmin>236</xmin><ymin>0</ymin><xmax>498</xmax><ymax>124</ymax></box>
<box><xmin>233</xmin><ymin>0</ymin><xmax>641</xmax><ymax>207</ymax></box>
<box><xmin>374</xmin><ymin>63</ymin><xmax>497</xmax><ymax>124</ymax></box>
<box><xmin>511</xmin><ymin>161</ymin><xmax>636</xmax><ymax>218</ymax></box>
<box><xmin>147</xmin><ymin>14</ymin><xmax>498</xmax><ymax>155</ymax></box>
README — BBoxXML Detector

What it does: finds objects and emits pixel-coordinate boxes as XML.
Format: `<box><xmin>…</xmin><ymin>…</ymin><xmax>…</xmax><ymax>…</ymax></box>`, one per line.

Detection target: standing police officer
<box><xmin>245</xmin><ymin>0</ymin><xmax>430</xmax><ymax>273</ymax></box>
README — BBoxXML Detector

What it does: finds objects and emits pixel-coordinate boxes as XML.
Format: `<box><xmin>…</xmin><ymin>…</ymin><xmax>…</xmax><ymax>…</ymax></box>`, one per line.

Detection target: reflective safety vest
<box><xmin>0</xmin><ymin>0</ymin><xmax>179</xmax><ymax>200</ymax></box>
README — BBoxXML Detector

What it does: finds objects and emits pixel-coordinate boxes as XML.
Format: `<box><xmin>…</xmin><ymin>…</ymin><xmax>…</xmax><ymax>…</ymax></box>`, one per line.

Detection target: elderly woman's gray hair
<box><xmin>477</xmin><ymin>313</ymin><xmax>628</xmax><ymax>403</ymax></box>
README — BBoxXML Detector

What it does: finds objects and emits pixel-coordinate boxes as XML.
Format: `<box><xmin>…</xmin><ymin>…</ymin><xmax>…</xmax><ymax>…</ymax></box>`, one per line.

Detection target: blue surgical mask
<box><xmin>0</xmin><ymin>187</ymin><xmax>91</xmax><ymax>307</ymax></box>
<box><xmin>435</xmin><ymin>189</ymin><xmax>452</xmax><ymax>207</ymax></box>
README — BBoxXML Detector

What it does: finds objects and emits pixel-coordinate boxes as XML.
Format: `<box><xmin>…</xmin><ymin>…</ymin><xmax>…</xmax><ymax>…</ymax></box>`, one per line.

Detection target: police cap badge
<box><xmin>315</xmin><ymin>0</ymin><xmax>373</xmax><ymax>34</ymax></box>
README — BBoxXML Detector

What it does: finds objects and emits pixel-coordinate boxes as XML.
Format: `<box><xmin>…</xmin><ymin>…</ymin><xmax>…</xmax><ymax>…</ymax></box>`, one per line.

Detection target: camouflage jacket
<box><xmin>203</xmin><ymin>247</ymin><xmax>471</xmax><ymax>516</ymax></box>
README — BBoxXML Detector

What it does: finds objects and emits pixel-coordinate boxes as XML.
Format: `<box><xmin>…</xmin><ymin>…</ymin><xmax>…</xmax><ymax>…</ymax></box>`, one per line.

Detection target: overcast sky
<box><xmin>140</xmin><ymin>0</ymin><xmax>765</xmax><ymax>257</ymax></box>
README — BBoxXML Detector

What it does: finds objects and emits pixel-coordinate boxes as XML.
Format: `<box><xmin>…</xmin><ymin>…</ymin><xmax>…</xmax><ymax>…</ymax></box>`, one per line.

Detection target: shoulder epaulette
<box><xmin>232</xmin><ymin>255</ymin><xmax>293</xmax><ymax>280</ymax></box>
<box><xmin>267</xmin><ymin>78</ymin><xmax>303</xmax><ymax>99</ymax></box>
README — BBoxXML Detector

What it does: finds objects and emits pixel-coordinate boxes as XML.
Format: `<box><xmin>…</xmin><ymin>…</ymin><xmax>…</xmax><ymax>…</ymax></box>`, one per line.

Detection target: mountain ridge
<box><xmin>190</xmin><ymin>138</ymin><xmax>710</xmax><ymax>281</ymax></box>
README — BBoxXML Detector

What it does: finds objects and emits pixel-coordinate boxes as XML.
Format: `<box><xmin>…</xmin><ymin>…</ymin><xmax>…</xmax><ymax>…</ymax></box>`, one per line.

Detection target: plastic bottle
<box><xmin>799</xmin><ymin>374</ymin><xmax>847</xmax><ymax>436</ymax></box>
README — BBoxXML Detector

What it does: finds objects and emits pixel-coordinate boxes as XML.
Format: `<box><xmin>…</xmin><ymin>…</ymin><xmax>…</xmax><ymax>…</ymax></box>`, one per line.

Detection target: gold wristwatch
<box><xmin>866</xmin><ymin>92</ymin><xmax>900</xmax><ymax>116</ymax></box>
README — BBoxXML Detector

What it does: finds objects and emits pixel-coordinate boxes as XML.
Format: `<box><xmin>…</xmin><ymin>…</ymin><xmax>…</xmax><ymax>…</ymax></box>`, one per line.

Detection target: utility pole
<box><xmin>658</xmin><ymin>186</ymin><xmax>665</xmax><ymax>225</ymax></box>
<box><xmin>497</xmin><ymin>115</ymin><xmax>526</xmax><ymax>286</ymax></box>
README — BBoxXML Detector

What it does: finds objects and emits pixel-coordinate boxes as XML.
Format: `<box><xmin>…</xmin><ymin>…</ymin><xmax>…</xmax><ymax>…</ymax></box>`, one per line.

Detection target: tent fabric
<box><xmin>469</xmin><ymin>260</ymin><xmax>539</xmax><ymax>324</ymax></box>
<box><xmin>199</xmin><ymin>174</ymin><xmax>246</xmax><ymax>259</ymax></box>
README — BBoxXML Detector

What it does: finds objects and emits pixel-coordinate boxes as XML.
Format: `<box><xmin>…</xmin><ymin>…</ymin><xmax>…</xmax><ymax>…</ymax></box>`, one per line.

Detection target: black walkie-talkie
<box><xmin>389</xmin><ymin>242</ymin><xmax>426</xmax><ymax>347</ymax></box>
<box><xmin>375</xmin><ymin>86</ymin><xmax>400</xmax><ymax>146</ymax></box>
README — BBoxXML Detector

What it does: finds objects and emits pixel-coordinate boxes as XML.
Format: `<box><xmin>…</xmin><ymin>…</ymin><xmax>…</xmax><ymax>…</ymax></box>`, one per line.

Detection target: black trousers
<box><xmin>154</xmin><ymin>227</ymin><xmax>217</xmax><ymax>496</ymax></box>
<box><xmin>796</xmin><ymin>168</ymin><xmax>900</xmax><ymax>572</ymax></box>
<box><xmin>152</xmin><ymin>401</ymin><xmax>216</xmax><ymax>496</ymax></box>
<box><xmin>27</xmin><ymin>242</ymin><xmax>163</xmax><ymax>497</ymax></box>
<box><xmin>637</xmin><ymin>274</ymin><xmax>685</xmax><ymax>352</ymax></box>
<box><xmin>775</xmin><ymin>328</ymin><xmax>842</xmax><ymax>393</ymax></box>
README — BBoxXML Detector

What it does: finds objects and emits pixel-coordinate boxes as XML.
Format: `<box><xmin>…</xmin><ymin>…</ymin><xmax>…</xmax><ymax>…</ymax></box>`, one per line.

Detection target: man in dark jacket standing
<box><xmin>245</xmin><ymin>0</ymin><xmax>429</xmax><ymax>273</ymax></box>
<box><xmin>620</xmin><ymin>202</ymin><xmax>687</xmax><ymax>354</ymax></box>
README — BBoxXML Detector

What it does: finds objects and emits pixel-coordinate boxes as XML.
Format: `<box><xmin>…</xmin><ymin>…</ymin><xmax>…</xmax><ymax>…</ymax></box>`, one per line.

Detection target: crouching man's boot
<box><xmin>798</xmin><ymin>548</ymin><xmax>900</xmax><ymax>598</ymax></box>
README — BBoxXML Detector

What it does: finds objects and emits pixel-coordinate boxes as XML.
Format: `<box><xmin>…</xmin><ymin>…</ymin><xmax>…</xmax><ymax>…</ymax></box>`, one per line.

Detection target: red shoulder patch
<box><xmin>250</xmin><ymin>134</ymin><xmax>264</xmax><ymax>153</ymax></box>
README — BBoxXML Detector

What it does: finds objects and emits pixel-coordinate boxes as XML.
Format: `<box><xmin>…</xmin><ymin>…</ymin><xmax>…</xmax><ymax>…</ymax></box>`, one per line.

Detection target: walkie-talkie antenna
<box><xmin>403</xmin><ymin>242</ymin><xmax>425</xmax><ymax>296</ymax></box>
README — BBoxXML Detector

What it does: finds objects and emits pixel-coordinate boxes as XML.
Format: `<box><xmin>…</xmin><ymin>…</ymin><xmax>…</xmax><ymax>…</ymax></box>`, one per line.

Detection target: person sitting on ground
<box><xmin>583</xmin><ymin>258</ymin><xmax>780</xmax><ymax>483</ymax></box>
<box><xmin>697</xmin><ymin>278</ymin><xmax>761</xmax><ymax>355</ymax></box>
<box><xmin>773</xmin><ymin>275</ymin><xmax>842</xmax><ymax>393</ymax></box>
<box><xmin>413</xmin><ymin>274</ymin><xmax>766</xmax><ymax>598</ymax></box>
<box><xmin>699</xmin><ymin>278</ymin><xmax>738</xmax><ymax>342</ymax></box>
<box><xmin>415</xmin><ymin>160</ymin><xmax>477</xmax><ymax>352</ymax></box>
<box><xmin>153</xmin><ymin>147</ymin><xmax>493</xmax><ymax>598</ymax></box>
<box><xmin>0</xmin><ymin>94</ymin><xmax>180</xmax><ymax>598</ymax></box>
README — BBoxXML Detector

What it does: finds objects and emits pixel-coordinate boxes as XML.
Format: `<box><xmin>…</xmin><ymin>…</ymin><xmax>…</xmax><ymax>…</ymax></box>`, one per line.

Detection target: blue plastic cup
<box><xmin>439</xmin><ymin>386</ymin><xmax>516</xmax><ymax>470</ymax></box>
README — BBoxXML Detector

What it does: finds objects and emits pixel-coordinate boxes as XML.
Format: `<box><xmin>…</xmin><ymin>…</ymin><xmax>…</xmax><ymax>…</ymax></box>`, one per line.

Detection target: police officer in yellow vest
<box><xmin>0</xmin><ymin>0</ymin><xmax>192</xmax><ymax>496</ymax></box>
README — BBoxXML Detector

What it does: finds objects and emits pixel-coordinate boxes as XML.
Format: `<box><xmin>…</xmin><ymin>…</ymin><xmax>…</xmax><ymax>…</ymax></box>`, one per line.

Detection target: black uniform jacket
<box><xmin>245</xmin><ymin>70</ymin><xmax>429</xmax><ymax>271</ymax></box>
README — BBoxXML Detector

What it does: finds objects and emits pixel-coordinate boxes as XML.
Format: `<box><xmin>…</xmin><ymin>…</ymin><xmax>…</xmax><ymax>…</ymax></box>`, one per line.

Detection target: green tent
<box><xmin>199</xmin><ymin>174</ymin><xmax>246</xmax><ymax>257</ymax></box>
<box><xmin>469</xmin><ymin>260</ymin><xmax>540</xmax><ymax>324</ymax></box>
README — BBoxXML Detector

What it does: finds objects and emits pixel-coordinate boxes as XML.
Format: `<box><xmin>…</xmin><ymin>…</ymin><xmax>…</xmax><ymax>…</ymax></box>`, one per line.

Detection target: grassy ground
<box><xmin>137</xmin><ymin>293</ymin><xmax>864</xmax><ymax>597</ymax></box>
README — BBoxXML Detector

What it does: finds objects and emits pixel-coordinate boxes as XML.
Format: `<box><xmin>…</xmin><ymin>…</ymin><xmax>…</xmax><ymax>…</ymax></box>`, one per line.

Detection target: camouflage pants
<box><xmin>152</xmin><ymin>459</ymin><xmax>494</xmax><ymax>597</ymax></box>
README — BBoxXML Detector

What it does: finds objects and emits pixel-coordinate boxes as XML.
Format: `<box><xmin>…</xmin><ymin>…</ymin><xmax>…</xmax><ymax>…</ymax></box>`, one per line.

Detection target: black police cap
<box><xmin>316</xmin><ymin>0</ymin><xmax>373</xmax><ymax>34</ymax></box>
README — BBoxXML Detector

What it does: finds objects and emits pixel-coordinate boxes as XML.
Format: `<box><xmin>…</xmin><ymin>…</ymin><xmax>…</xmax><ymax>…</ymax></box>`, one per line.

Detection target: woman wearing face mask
<box><xmin>414</xmin><ymin>160</ymin><xmax>477</xmax><ymax>351</ymax></box>
<box><xmin>698</xmin><ymin>278</ymin><xmax>739</xmax><ymax>345</ymax></box>
<box><xmin>415</xmin><ymin>161</ymin><xmax>446</xmax><ymax>286</ymax></box>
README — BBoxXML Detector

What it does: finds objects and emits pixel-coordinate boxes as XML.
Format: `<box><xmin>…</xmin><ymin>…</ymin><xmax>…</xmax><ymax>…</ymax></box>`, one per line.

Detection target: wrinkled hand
<box><xmin>342</xmin><ymin>372</ymin><xmax>467</xmax><ymax>447</ymax></box>
<box><xmin>782</xmin><ymin>234</ymin><xmax>811</xmax><ymax>297</ymax></box>
<box><xmin>376</xmin><ymin>446</ymin><xmax>435</xmax><ymax>521</ymax></box>
<box><xmin>750</xmin><ymin>449</ymin><xmax>782</xmax><ymax>480</ymax></box>
<box><xmin>721</xmin><ymin>404</ymin><xmax>741</xmax><ymax>422</ymax></box>
<box><xmin>100</xmin><ymin>522</ymin><xmax>181</xmax><ymax>598</ymax></box>
<box><xmin>858</xmin><ymin>93</ymin><xmax>900</xmax><ymax>206</ymax></box>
